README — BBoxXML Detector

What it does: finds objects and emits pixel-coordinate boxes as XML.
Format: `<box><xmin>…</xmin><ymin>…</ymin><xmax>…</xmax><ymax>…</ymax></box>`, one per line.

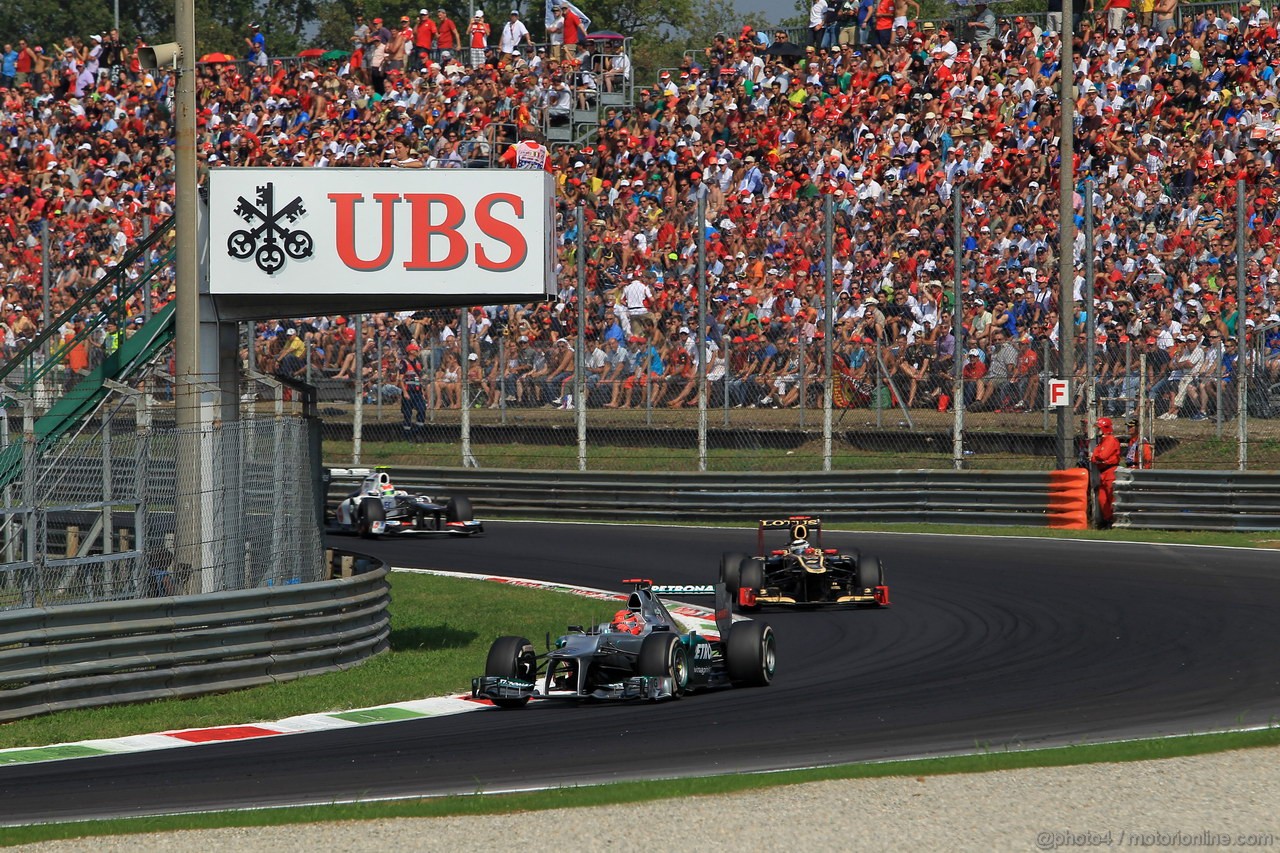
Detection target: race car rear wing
<box><xmin>758</xmin><ymin>516</ymin><xmax>822</xmax><ymax>553</ymax></box>
<box><xmin>326</xmin><ymin>467</ymin><xmax>387</xmax><ymax>478</ymax></box>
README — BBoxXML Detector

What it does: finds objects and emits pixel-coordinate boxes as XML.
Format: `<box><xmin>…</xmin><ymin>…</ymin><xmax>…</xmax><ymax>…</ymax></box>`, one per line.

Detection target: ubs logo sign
<box><xmin>227</xmin><ymin>182</ymin><xmax>314</xmax><ymax>274</ymax></box>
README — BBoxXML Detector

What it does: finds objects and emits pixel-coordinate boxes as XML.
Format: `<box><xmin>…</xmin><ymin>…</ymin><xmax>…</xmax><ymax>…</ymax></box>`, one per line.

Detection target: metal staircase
<box><xmin>545</xmin><ymin>37</ymin><xmax>635</xmax><ymax>146</ymax></box>
<box><xmin>0</xmin><ymin>217</ymin><xmax>177</xmax><ymax>490</ymax></box>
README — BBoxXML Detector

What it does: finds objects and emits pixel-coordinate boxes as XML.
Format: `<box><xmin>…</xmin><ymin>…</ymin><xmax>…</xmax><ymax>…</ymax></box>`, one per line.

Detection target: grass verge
<box><xmin>0</xmin><ymin>574</ymin><xmax>616</xmax><ymax>751</ymax></box>
<box><xmin>4</xmin><ymin>726</ymin><xmax>1278</xmax><ymax>845</ymax></box>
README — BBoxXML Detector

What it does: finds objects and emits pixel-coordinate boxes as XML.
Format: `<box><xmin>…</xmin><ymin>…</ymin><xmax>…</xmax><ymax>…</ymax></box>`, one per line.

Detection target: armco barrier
<box><xmin>325</xmin><ymin>468</ymin><xmax>1066</xmax><ymax>526</ymax></box>
<box><xmin>329</xmin><ymin>466</ymin><xmax>1280</xmax><ymax>530</ymax></box>
<box><xmin>1115</xmin><ymin>470</ymin><xmax>1280</xmax><ymax>531</ymax></box>
<box><xmin>0</xmin><ymin>553</ymin><xmax>389</xmax><ymax>722</ymax></box>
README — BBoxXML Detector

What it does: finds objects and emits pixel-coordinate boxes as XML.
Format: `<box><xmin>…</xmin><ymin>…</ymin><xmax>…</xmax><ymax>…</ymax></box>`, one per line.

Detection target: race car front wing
<box><xmin>472</xmin><ymin>675</ymin><xmax>676</xmax><ymax>703</ymax></box>
<box><xmin>739</xmin><ymin>585</ymin><xmax>890</xmax><ymax>607</ymax></box>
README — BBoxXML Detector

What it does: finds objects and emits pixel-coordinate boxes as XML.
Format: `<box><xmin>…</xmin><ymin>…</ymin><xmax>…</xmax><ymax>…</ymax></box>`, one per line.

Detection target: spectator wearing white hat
<box><xmin>468</xmin><ymin>10</ymin><xmax>489</xmax><ymax>67</ymax></box>
<box><xmin>499</xmin><ymin>10</ymin><xmax>531</xmax><ymax>56</ymax></box>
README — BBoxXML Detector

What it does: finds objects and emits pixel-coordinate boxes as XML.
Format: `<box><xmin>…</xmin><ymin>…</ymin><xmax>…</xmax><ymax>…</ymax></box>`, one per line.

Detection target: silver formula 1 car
<box><xmin>329</xmin><ymin>468</ymin><xmax>483</xmax><ymax>539</ymax></box>
<box><xmin>471</xmin><ymin>579</ymin><xmax>776</xmax><ymax>707</ymax></box>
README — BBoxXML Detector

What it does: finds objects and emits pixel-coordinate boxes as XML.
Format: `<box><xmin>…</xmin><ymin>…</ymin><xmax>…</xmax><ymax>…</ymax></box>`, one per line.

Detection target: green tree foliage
<box><xmin>3</xmin><ymin>0</ymin><xmax>115</xmax><ymax>47</ymax></box>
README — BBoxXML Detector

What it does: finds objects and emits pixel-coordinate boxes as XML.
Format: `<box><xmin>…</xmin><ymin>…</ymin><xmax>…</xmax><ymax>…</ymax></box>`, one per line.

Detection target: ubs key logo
<box><xmin>227</xmin><ymin>183</ymin><xmax>314</xmax><ymax>274</ymax></box>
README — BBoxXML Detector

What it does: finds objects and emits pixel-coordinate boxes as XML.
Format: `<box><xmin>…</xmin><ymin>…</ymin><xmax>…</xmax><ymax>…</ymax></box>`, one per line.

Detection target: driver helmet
<box><xmin>790</xmin><ymin>538</ymin><xmax>810</xmax><ymax>554</ymax></box>
<box><xmin>611</xmin><ymin>608</ymin><xmax>644</xmax><ymax>635</ymax></box>
<box><xmin>1097</xmin><ymin>416</ymin><xmax>1113</xmax><ymax>434</ymax></box>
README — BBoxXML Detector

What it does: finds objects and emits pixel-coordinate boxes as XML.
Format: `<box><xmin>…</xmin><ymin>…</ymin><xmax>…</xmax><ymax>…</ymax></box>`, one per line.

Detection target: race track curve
<box><xmin>2</xmin><ymin>523</ymin><xmax>1279</xmax><ymax>824</ymax></box>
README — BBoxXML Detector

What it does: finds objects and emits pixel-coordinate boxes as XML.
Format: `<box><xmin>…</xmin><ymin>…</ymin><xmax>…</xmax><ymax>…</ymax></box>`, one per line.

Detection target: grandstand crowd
<box><xmin>4</xmin><ymin>4</ymin><xmax>1280</xmax><ymax>422</ymax></box>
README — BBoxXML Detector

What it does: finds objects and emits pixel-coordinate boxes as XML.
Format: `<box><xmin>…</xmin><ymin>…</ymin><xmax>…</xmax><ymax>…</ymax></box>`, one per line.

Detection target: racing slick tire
<box><xmin>484</xmin><ymin>635</ymin><xmax>538</xmax><ymax>709</ymax></box>
<box><xmin>855</xmin><ymin>556</ymin><xmax>884</xmax><ymax>594</ymax></box>
<box><xmin>727</xmin><ymin>620</ymin><xmax>776</xmax><ymax>688</ymax></box>
<box><xmin>446</xmin><ymin>495</ymin><xmax>473</xmax><ymax>523</ymax></box>
<box><xmin>735</xmin><ymin>558</ymin><xmax>765</xmax><ymax>612</ymax></box>
<box><xmin>357</xmin><ymin>498</ymin><xmax>386</xmax><ymax>539</ymax></box>
<box><xmin>719</xmin><ymin>552</ymin><xmax>748</xmax><ymax>594</ymax></box>
<box><xmin>637</xmin><ymin>632</ymin><xmax>689</xmax><ymax>699</ymax></box>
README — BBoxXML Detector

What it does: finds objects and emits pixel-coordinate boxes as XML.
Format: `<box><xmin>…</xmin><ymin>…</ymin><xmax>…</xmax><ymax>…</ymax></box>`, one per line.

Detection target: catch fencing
<box><xmin>300</xmin><ymin>309</ymin><xmax>1280</xmax><ymax>473</ymax></box>
<box><xmin>0</xmin><ymin>400</ymin><xmax>324</xmax><ymax>612</ymax></box>
<box><xmin>0</xmin><ymin>553</ymin><xmax>388</xmax><ymax>723</ymax></box>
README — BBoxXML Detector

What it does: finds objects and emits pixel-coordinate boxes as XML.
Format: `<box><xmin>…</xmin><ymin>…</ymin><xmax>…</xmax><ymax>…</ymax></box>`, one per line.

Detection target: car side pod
<box><xmin>874</xmin><ymin>585</ymin><xmax>891</xmax><ymax>606</ymax></box>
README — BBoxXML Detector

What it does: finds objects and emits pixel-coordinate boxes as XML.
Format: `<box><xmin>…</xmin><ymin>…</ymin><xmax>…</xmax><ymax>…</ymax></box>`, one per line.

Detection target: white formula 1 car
<box><xmin>329</xmin><ymin>469</ymin><xmax>483</xmax><ymax>539</ymax></box>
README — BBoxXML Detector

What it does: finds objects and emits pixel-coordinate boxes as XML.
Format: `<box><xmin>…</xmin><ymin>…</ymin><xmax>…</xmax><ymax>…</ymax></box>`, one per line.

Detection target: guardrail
<box><xmin>329</xmin><ymin>466</ymin><xmax>1280</xmax><ymax>530</ymax></box>
<box><xmin>0</xmin><ymin>552</ymin><xmax>389</xmax><ymax>723</ymax></box>
<box><xmin>325</xmin><ymin>467</ymin><xmax>1070</xmax><ymax>526</ymax></box>
<box><xmin>1115</xmin><ymin>470</ymin><xmax>1280</xmax><ymax>531</ymax></box>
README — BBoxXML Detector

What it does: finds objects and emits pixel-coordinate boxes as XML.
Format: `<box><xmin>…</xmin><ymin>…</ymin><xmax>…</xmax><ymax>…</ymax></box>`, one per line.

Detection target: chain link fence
<box><xmin>298</xmin><ymin>309</ymin><xmax>1280</xmax><ymax>473</ymax></box>
<box><xmin>0</xmin><ymin>395</ymin><xmax>323</xmax><ymax>612</ymax></box>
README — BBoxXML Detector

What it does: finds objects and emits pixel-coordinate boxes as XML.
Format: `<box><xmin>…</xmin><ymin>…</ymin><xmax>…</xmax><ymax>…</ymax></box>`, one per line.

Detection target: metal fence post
<box><xmin>271</xmin><ymin>398</ymin><xmax>285</xmax><ymax>588</ymax></box>
<box><xmin>500</xmin><ymin>334</ymin><xmax>508</xmax><ymax>426</ymax></box>
<box><xmin>576</xmin><ymin>204</ymin><xmax>587</xmax><ymax>472</ymax></box>
<box><xmin>696</xmin><ymin>186</ymin><xmax>708</xmax><ymax>473</ymax></box>
<box><xmin>22</xmin><ymin>397</ymin><xmax>39</xmax><ymax>608</ymax></box>
<box><xmin>1237</xmin><ymin>179</ymin><xmax>1248</xmax><ymax>471</ymax></box>
<box><xmin>101</xmin><ymin>403</ymin><xmax>113</xmax><ymax>599</ymax></box>
<box><xmin>137</xmin><ymin>389</ymin><xmax>151</xmax><ymax>595</ymax></box>
<box><xmin>461</xmin><ymin>306</ymin><xmax>477</xmax><ymax>468</ymax></box>
<box><xmin>352</xmin><ymin>313</ymin><xmax>363</xmax><ymax>466</ymax></box>
<box><xmin>1</xmin><ymin>407</ymin><xmax>12</xmax><ymax>566</ymax></box>
<box><xmin>1057</xmin><ymin>30</ymin><xmax>1077</xmax><ymax>470</ymax></box>
<box><xmin>142</xmin><ymin>217</ymin><xmax>153</xmax><ymax>321</ymax></box>
<box><xmin>823</xmin><ymin>195</ymin><xmax>834</xmax><ymax>473</ymax></box>
<box><xmin>723</xmin><ymin>334</ymin><xmax>731</xmax><ymax>427</ymax></box>
<box><xmin>798</xmin><ymin>302</ymin><xmax>807</xmax><ymax>430</ymax></box>
<box><xmin>875</xmin><ymin>338</ymin><xmax>883</xmax><ymax>429</ymax></box>
<box><xmin>1084</xmin><ymin>181</ymin><xmax>1096</xmax><ymax>441</ymax></box>
<box><xmin>1042</xmin><ymin>340</ymin><xmax>1051</xmax><ymax>432</ymax></box>
<box><xmin>952</xmin><ymin>187</ymin><xmax>964</xmax><ymax>468</ymax></box>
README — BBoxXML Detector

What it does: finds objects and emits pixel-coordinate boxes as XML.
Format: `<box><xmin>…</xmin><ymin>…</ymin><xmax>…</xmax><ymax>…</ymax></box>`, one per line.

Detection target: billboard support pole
<box><xmin>576</xmin><ymin>204</ymin><xmax>587</xmax><ymax>472</ymax></box>
<box><xmin>461</xmin><ymin>306</ymin><xmax>477</xmax><ymax>467</ymax></box>
<box><xmin>173</xmin><ymin>0</ymin><xmax>203</xmax><ymax>576</ymax></box>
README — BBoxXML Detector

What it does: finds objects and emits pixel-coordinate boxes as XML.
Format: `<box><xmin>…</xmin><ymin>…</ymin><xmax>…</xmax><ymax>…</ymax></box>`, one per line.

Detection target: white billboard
<box><xmin>208</xmin><ymin>168</ymin><xmax>556</xmax><ymax>299</ymax></box>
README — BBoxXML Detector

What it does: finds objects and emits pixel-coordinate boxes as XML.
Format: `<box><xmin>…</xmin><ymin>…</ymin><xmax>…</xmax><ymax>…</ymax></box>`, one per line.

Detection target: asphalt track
<box><xmin>3</xmin><ymin>523</ymin><xmax>1280</xmax><ymax>824</ymax></box>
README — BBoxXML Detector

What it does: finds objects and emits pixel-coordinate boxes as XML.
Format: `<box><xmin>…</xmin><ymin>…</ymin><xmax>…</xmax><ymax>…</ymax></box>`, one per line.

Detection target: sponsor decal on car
<box><xmin>651</xmin><ymin>584</ymin><xmax>715</xmax><ymax>595</ymax></box>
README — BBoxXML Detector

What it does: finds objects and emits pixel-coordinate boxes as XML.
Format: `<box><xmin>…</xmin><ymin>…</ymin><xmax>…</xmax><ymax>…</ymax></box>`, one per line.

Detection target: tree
<box><xmin>3</xmin><ymin>0</ymin><xmax>114</xmax><ymax>49</ymax></box>
<box><xmin>586</xmin><ymin>0</ymin><xmax>695</xmax><ymax>37</ymax></box>
<box><xmin>684</xmin><ymin>0</ymin><xmax>770</xmax><ymax>48</ymax></box>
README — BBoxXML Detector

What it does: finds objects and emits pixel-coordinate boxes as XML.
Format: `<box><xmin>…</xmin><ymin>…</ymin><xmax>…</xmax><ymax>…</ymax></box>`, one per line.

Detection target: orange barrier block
<box><xmin>1046</xmin><ymin>468</ymin><xmax>1089</xmax><ymax>529</ymax></box>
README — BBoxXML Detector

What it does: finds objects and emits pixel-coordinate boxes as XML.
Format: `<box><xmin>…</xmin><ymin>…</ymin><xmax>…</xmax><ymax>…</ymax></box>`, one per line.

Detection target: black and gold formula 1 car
<box><xmin>719</xmin><ymin>516</ymin><xmax>889</xmax><ymax>611</ymax></box>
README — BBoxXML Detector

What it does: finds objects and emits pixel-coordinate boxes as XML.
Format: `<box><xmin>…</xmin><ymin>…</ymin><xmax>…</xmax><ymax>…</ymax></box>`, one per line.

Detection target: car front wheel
<box><xmin>484</xmin><ymin>635</ymin><xmax>538</xmax><ymax>709</ymax></box>
<box><xmin>637</xmin><ymin>632</ymin><xmax>689</xmax><ymax>699</ymax></box>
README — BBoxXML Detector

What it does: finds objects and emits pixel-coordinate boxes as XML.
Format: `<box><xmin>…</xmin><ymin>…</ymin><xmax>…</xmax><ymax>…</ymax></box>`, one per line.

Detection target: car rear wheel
<box><xmin>358</xmin><ymin>498</ymin><xmax>385</xmax><ymax>539</ymax></box>
<box><xmin>727</xmin><ymin>621</ymin><xmax>776</xmax><ymax>688</ymax></box>
<box><xmin>446</xmin><ymin>495</ymin><xmax>473</xmax><ymax>523</ymax></box>
<box><xmin>855</xmin><ymin>556</ymin><xmax>884</xmax><ymax>594</ymax></box>
<box><xmin>637</xmin><ymin>632</ymin><xmax>688</xmax><ymax>699</ymax></box>
<box><xmin>736</xmin><ymin>558</ymin><xmax>764</xmax><ymax>612</ymax></box>
<box><xmin>485</xmin><ymin>635</ymin><xmax>537</xmax><ymax>709</ymax></box>
<box><xmin>720</xmin><ymin>552</ymin><xmax>748</xmax><ymax>593</ymax></box>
